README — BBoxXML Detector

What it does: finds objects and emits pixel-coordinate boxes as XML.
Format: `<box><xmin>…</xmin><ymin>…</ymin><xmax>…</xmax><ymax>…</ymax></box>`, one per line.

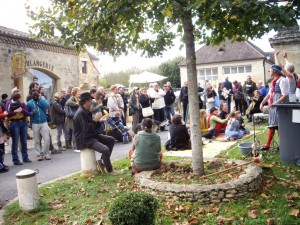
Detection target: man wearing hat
<box><xmin>259</xmin><ymin>64</ymin><xmax>289</xmax><ymax>150</ymax></box>
<box><xmin>73</xmin><ymin>92</ymin><xmax>116</xmax><ymax>174</ymax></box>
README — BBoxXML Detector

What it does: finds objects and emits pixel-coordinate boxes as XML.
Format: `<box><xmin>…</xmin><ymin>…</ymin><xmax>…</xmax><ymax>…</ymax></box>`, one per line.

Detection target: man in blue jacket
<box><xmin>27</xmin><ymin>91</ymin><xmax>51</xmax><ymax>161</ymax></box>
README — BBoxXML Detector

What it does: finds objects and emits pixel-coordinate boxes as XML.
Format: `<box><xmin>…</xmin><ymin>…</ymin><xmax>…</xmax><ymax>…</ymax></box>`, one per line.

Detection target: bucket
<box><xmin>238</xmin><ymin>142</ymin><xmax>253</xmax><ymax>156</ymax></box>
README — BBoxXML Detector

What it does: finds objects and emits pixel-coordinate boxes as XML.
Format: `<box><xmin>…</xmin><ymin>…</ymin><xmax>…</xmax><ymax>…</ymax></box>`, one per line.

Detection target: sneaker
<box><xmin>44</xmin><ymin>154</ymin><xmax>51</xmax><ymax>160</ymax></box>
<box><xmin>96</xmin><ymin>160</ymin><xmax>106</xmax><ymax>173</ymax></box>
<box><xmin>73</xmin><ymin>149</ymin><xmax>80</xmax><ymax>153</ymax></box>
<box><xmin>229</xmin><ymin>137</ymin><xmax>235</xmax><ymax>141</ymax></box>
<box><xmin>37</xmin><ymin>155</ymin><xmax>44</xmax><ymax>161</ymax></box>
<box><xmin>160</xmin><ymin>120</ymin><xmax>169</xmax><ymax>127</ymax></box>
<box><xmin>13</xmin><ymin>161</ymin><xmax>23</xmax><ymax>165</ymax></box>
<box><xmin>51</xmin><ymin>149</ymin><xmax>62</xmax><ymax>154</ymax></box>
<box><xmin>108</xmin><ymin>171</ymin><xmax>118</xmax><ymax>175</ymax></box>
<box><xmin>23</xmin><ymin>159</ymin><xmax>32</xmax><ymax>163</ymax></box>
<box><xmin>0</xmin><ymin>167</ymin><xmax>9</xmax><ymax>173</ymax></box>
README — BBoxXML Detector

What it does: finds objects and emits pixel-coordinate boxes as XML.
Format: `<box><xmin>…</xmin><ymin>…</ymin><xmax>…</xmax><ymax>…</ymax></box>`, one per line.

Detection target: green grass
<box><xmin>3</xmin><ymin>124</ymin><xmax>300</xmax><ymax>225</ymax></box>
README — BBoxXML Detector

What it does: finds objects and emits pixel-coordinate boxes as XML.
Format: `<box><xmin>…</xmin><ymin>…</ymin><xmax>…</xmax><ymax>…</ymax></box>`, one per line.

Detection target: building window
<box><xmin>81</xmin><ymin>61</ymin><xmax>87</xmax><ymax>74</ymax></box>
<box><xmin>223</xmin><ymin>65</ymin><xmax>252</xmax><ymax>75</ymax></box>
<box><xmin>197</xmin><ymin>68</ymin><xmax>218</xmax><ymax>87</ymax></box>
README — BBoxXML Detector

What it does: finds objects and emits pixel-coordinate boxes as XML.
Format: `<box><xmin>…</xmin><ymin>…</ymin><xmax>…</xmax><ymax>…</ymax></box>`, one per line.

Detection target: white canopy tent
<box><xmin>129</xmin><ymin>71</ymin><xmax>167</xmax><ymax>89</ymax></box>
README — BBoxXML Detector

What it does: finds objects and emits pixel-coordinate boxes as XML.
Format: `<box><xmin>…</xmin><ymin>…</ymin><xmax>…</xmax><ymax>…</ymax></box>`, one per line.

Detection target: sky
<box><xmin>0</xmin><ymin>0</ymin><xmax>275</xmax><ymax>75</ymax></box>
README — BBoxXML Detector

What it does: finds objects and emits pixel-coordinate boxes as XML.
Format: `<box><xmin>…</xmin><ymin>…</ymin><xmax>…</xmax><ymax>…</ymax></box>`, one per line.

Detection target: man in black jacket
<box><xmin>222</xmin><ymin>77</ymin><xmax>233</xmax><ymax>113</ymax></box>
<box><xmin>164</xmin><ymin>84</ymin><xmax>176</xmax><ymax>123</ymax></box>
<box><xmin>73</xmin><ymin>92</ymin><xmax>115</xmax><ymax>174</ymax></box>
<box><xmin>179</xmin><ymin>81</ymin><xmax>189</xmax><ymax>123</ymax></box>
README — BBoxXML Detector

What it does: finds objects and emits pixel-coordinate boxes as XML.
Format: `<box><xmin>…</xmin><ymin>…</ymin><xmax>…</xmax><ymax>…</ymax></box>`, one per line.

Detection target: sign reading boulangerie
<box><xmin>11</xmin><ymin>52</ymin><xmax>26</xmax><ymax>75</ymax></box>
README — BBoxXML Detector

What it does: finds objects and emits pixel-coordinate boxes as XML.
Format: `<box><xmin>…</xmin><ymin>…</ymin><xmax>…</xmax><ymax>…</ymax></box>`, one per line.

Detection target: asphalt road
<box><xmin>0</xmin><ymin>128</ymin><xmax>169</xmax><ymax>207</ymax></box>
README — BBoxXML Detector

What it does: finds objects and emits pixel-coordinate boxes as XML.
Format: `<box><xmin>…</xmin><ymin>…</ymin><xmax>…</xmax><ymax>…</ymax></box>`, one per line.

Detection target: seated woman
<box><xmin>225</xmin><ymin>112</ymin><xmax>244</xmax><ymax>141</ymax></box>
<box><xmin>218</xmin><ymin>102</ymin><xmax>228</xmax><ymax>119</ymax></box>
<box><xmin>200</xmin><ymin>109</ymin><xmax>217</xmax><ymax>139</ymax></box>
<box><xmin>246</xmin><ymin>90</ymin><xmax>264</xmax><ymax>122</ymax></box>
<box><xmin>165</xmin><ymin>114</ymin><xmax>190</xmax><ymax>150</ymax></box>
<box><xmin>208</xmin><ymin>107</ymin><xmax>228</xmax><ymax>135</ymax></box>
<box><xmin>129</xmin><ymin>118</ymin><xmax>162</xmax><ymax>174</ymax></box>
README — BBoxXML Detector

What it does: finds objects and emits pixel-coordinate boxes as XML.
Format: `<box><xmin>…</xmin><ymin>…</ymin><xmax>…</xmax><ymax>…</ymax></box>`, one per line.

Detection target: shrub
<box><xmin>108</xmin><ymin>192</ymin><xmax>158</xmax><ymax>225</ymax></box>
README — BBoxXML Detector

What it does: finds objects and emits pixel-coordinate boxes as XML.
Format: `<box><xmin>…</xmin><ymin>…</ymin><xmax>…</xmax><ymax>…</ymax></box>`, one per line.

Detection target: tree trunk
<box><xmin>182</xmin><ymin>13</ymin><xmax>205</xmax><ymax>177</ymax></box>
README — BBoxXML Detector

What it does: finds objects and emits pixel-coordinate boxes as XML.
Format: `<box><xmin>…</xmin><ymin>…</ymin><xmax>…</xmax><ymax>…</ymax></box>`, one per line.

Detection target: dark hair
<box><xmin>172</xmin><ymin>114</ymin><xmax>182</xmax><ymax>125</ymax></box>
<box><xmin>90</xmin><ymin>88</ymin><xmax>97</xmax><ymax>95</ymax></box>
<box><xmin>11</xmin><ymin>93</ymin><xmax>21</xmax><ymax>101</ymax></box>
<box><xmin>142</xmin><ymin>118</ymin><xmax>153</xmax><ymax>132</ymax></box>
<box><xmin>1</xmin><ymin>93</ymin><xmax>8</xmax><ymax>100</ymax></box>
<box><xmin>29</xmin><ymin>82</ymin><xmax>39</xmax><ymax>91</ymax></box>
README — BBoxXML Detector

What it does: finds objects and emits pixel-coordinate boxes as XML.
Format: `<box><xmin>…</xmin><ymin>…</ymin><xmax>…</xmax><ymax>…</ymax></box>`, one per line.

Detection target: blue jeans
<box><xmin>165</xmin><ymin>104</ymin><xmax>175</xmax><ymax>122</ymax></box>
<box><xmin>9</xmin><ymin>120</ymin><xmax>29</xmax><ymax>163</ymax></box>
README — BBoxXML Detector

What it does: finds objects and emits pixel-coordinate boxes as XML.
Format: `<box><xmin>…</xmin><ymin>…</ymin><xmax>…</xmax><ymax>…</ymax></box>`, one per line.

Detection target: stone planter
<box><xmin>134</xmin><ymin>159</ymin><xmax>263</xmax><ymax>204</ymax></box>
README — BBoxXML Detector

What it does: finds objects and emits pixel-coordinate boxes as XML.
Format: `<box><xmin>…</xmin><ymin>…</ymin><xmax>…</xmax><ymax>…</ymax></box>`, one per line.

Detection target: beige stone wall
<box><xmin>179</xmin><ymin>59</ymin><xmax>272</xmax><ymax>87</ymax></box>
<box><xmin>272</xmin><ymin>44</ymin><xmax>300</xmax><ymax>75</ymax></box>
<box><xmin>0</xmin><ymin>42</ymin><xmax>102</xmax><ymax>101</ymax></box>
<box><xmin>78</xmin><ymin>52</ymin><xmax>100</xmax><ymax>87</ymax></box>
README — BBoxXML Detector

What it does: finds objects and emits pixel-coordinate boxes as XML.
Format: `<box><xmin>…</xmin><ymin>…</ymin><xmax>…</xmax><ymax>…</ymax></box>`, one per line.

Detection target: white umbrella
<box><xmin>129</xmin><ymin>71</ymin><xmax>167</xmax><ymax>84</ymax></box>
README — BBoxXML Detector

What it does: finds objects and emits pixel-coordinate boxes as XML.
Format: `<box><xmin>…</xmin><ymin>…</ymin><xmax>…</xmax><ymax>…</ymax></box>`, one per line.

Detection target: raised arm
<box><xmin>274</xmin><ymin>50</ymin><xmax>283</xmax><ymax>68</ymax></box>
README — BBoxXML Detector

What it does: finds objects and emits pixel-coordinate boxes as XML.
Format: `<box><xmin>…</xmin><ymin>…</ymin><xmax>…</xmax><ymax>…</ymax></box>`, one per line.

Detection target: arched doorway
<box><xmin>27</xmin><ymin>68</ymin><xmax>58</xmax><ymax>101</ymax></box>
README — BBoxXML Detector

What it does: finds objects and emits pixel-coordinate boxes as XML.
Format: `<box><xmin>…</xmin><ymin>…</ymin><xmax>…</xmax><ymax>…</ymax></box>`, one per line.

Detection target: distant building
<box><xmin>178</xmin><ymin>39</ymin><xmax>274</xmax><ymax>87</ymax></box>
<box><xmin>0</xmin><ymin>26</ymin><xmax>100</xmax><ymax>101</ymax></box>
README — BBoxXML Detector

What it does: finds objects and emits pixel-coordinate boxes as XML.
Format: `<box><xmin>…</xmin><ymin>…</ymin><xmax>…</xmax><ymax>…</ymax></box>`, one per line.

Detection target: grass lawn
<box><xmin>3</xmin><ymin>122</ymin><xmax>300</xmax><ymax>225</ymax></box>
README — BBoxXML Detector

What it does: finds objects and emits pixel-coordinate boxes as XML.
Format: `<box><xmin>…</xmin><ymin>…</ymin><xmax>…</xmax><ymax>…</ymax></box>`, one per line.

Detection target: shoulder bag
<box><xmin>140</xmin><ymin>104</ymin><xmax>153</xmax><ymax>117</ymax></box>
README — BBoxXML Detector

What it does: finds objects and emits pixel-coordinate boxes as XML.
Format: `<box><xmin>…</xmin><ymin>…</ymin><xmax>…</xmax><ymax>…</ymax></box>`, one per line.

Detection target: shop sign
<box><xmin>11</xmin><ymin>52</ymin><xmax>26</xmax><ymax>75</ymax></box>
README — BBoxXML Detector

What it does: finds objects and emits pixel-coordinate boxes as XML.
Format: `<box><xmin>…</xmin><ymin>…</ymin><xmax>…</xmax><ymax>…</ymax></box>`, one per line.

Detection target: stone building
<box><xmin>178</xmin><ymin>39</ymin><xmax>274</xmax><ymax>87</ymax></box>
<box><xmin>269</xmin><ymin>25</ymin><xmax>300</xmax><ymax>74</ymax></box>
<box><xmin>0</xmin><ymin>26</ymin><xmax>100</xmax><ymax>101</ymax></box>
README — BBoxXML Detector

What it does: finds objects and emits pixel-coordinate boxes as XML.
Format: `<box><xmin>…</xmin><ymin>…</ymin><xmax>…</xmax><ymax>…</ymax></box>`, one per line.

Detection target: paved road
<box><xmin>0</xmin><ymin>127</ymin><xmax>169</xmax><ymax>207</ymax></box>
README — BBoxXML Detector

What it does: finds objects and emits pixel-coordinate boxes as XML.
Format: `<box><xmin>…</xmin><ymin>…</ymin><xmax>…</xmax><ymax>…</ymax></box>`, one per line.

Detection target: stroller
<box><xmin>105</xmin><ymin>115</ymin><xmax>131</xmax><ymax>144</ymax></box>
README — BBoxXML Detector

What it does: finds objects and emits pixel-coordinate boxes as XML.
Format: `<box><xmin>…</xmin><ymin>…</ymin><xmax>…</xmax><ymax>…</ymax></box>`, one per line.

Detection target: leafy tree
<box><xmin>28</xmin><ymin>0</ymin><xmax>299</xmax><ymax>176</ymax></box>
<box><xmin>155</xmin><ymin>56</ymin><xmax>184</xmax><ymax>88</ymax></box>
<box><xmin>104</xmin><ymin>67</ymin><xmax>141</xmax><ymax>87</ymax></box>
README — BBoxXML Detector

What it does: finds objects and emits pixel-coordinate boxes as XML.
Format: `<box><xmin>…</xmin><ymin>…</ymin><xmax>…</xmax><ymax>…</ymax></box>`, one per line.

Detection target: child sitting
<box><xmin>106</xmin><ymin>111</ymin><xmax>130</xmax><ymax>144</ymax></box>
<box><xmin>225</xmin><ymin>112</ymin><xmax>244</xmax><ymax>141</ymax></box>
<box><xmin>236</xmin><ymin>111</ymin><xmax>250</xmax><ymax>135</ymax></box>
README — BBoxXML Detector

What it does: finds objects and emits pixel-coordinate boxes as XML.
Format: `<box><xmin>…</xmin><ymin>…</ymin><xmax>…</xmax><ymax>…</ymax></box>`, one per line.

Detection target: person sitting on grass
<box><xmin>236</xmin><ymin>111</ymin><xmax>250</xmax><ymax>135</ymax></box>
<box><xmin>164</xmin><ymin>114</ymin><xmax>190</xmax><ymax>150</ymax></box>
<box><xmin>225</xmin><ymin>112</ymin><xmax>244</xmax><ymax>141</ymax></box>
<box><xmin>199</xmin><ymin>109</ymin><xmax>218</xmax><ymax>139</ymax></box>
<box><xmin>208</xmin><ymin>107</ymin><xmax>228</xmax><ymax>135</ymax></box>
<box><xmin>129</xmin><ymin>118</ymin><xmax>162</xmax><ymax>175</ymax></box>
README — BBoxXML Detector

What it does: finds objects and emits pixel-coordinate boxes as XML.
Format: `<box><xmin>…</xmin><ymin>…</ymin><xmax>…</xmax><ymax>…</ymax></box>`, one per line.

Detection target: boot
<box><xmin>69</xmin><ymin>140</ymin><xmax>73</xmax><ymax>149</ymax></box>
<box><xmin>65</xmin><ymin>141</ymin><xmax>72</xmax><ymax>149</ymax></box>
<box><xmin>57</xmin><ymin>141</ymin><xmax>65</xmax><ymax>151</ymax></box>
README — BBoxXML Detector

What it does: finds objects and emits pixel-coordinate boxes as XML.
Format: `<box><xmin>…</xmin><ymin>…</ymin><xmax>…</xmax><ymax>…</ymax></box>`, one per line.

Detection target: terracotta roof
<box><xmin>0</xmin><ymin>26</ymin><xmax>79</xmax><ymax>56</ymax></box>
<box><xmin>178</xmin><ymin>39</ymin><xmax>272</xmax><ymax>66</ymax></box>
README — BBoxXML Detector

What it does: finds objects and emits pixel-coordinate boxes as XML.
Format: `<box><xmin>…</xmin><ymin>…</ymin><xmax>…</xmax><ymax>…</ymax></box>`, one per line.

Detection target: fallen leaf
<box><xmin>216</xmin><ymin>216</ymin><xmax>235</xmax><ymax>224</ymax></box>
<box><xmin>248</xmin><ymin>209</ymin><xmax>259</xmax><ymax>219</ymax></box>
<box><xmin>262</xmin><ymin>209</ymin><xmax>271</xmax><ymax>214</ymax></box>
<box><xmin>251</xmin><ymin>200</ymin><xmax>261</xmax><ymax>206</ymax></box>
<box><xmin>267</xmin><ymin>218</ymin><xmax>276</xmax><ymax>225</ymax></box>
<box><xmin>288</xmin><ymin>209</ymin><xmax>300</xmax><ymax>217</ymax></box>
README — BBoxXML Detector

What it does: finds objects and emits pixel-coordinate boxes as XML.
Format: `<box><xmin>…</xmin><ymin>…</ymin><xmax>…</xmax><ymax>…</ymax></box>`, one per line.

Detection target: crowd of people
<box><xmin>0</xmin><ymin>51</ymin><xmax>299</xmax><ymax>174</ymax></box>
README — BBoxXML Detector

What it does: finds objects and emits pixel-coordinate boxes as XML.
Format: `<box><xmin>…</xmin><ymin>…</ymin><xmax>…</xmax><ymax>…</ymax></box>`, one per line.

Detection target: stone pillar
<box><xmin>80</xmin><ymin>148</ymin><xmax>98</xmax><ymax>177</ymax></box>
<box><xmin>269</xmin><ymin>25</ymin><xmax>300</xmax><ymax>73</ymax></box>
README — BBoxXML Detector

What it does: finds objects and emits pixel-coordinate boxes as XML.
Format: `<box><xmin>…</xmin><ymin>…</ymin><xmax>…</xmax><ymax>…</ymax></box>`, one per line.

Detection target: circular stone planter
<box><xmin>134</xmin><ymin>159</ymin><xmax>263</xmax><ymax>204</ymax></box>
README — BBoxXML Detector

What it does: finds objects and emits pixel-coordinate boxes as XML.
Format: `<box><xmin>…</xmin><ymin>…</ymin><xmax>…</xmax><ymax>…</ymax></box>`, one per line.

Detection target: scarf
<box><xmin>268</xmin><ymin>76</ymin><xmax>279</xmax><ymax>106</ymax></box>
